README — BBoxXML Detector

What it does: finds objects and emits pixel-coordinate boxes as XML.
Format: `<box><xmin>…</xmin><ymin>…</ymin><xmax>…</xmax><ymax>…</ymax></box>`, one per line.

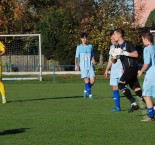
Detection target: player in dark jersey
<box><xmin>111</xmin><ymin>28</ymin><xmax>144</xmax><ymax>112</ymax></box>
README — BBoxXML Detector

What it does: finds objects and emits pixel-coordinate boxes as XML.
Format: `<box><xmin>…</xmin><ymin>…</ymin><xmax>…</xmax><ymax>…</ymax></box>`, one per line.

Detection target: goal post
<box><xmin>150</xmin><ymin>30</ymin><xmax>155</xmax><ymax>44</ymax></box>
<box><xmin>0</xmin><ymin>34</ymin><xmax>42</xmax><ymax>81</ymax></box>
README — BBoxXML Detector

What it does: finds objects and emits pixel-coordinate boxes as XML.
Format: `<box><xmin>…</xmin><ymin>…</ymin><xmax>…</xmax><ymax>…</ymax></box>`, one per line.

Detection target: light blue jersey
<box><xmin>110</xmin><ymin>45</ymin><xmax>123</xmax><ymax>79</ymax></box>
<box><xmin>143</xmin><ymin>45</ymin><xmax>155</xmax><ymax>98</ymax></box>
<box><xmin>75</xmin><ymin>44</ymin><xmax>94</xmax><ymax>71</ymax></box>
<box><xmin>143</xmin><ymin>45</ymin><xmax>155</xmax><ymax>85</ymax></box>
<box><xmin>75</xmin><ymin>43</ymin><xmax>95</xmax><ymax>78</ymax></box>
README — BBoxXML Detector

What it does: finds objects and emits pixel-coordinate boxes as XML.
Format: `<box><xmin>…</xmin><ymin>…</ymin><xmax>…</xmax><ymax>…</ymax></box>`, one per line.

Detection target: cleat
<box><xmin>128</xmin><ymin>105</ymin><xmax>139</xmax><ymax>113</ymax></box>
<box><xmin>111</xmin><ymin>107</ymin><xmax>121</xmax><ymax>112</ymax></box>
<box><xmin>88</xmin><ymin>95</ymin><xmax>93</xmax><ymax>99</ymax></box>
<box><xmin>141</xmin><ymin>117</ymin><xmax>155</xmax><ymax>122</ymax></box>
<box><xmin>83</xmin><ymin>91</ymin><xmax>87</xmax><ymax>99</ymax></box>
<box><xmin>2</xmin><ymin>98</ymin><xmax>7</xmax><ymax>104</ymax></box>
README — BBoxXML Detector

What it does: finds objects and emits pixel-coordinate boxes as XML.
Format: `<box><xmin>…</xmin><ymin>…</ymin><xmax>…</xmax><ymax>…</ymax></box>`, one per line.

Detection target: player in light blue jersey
<box><xmin>138</xmin><ymin>32</ymin><xmax>155</xmax><ymax>121</ymax></box>
<box><xmin>104</xmin><ymin>33</ymin><xmax>123</xmax><ymax>112</ymax></box>
<box><xmin>75</xmin><ymin>32</ymin><xmax>96</xmax><ymax>99</ymax></box>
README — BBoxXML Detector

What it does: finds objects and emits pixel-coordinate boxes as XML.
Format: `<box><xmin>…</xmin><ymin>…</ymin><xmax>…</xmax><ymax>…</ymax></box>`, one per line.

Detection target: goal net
<box><xmin>0</xmin><ymin>34</ymin><xmax>42</xmax><ymax>81</ymax></box>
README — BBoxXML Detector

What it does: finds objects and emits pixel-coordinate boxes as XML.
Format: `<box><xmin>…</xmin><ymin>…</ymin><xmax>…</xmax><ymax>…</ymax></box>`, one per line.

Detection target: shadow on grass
<box><xmin>0</xmin><ymin>128</ymin><xmax>30</xmax><ymax>136</ymax></box>
<box><xmin>8</xmin><ymin>96</ymin><xmax>83</xmax><ymax>103</ymax></box>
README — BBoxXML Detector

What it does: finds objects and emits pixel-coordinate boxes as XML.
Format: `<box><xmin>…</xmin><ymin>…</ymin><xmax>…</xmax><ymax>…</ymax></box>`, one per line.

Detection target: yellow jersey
<box><xmin>0</xmin><ymin>41</ymin><xmax>6</xmax><ymax>65</ymax></box>
<box><xmin>0</xmin><ymin>41</ymin><xmax>5</xmax><ymax>51</ymax></box>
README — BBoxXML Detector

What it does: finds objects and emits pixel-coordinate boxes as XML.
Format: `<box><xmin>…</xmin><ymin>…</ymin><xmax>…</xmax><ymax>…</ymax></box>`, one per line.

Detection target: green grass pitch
<box><xmin>0</xmin><ymin>78</ymin><xmax>155</xmax><ymax>145</ymax></box>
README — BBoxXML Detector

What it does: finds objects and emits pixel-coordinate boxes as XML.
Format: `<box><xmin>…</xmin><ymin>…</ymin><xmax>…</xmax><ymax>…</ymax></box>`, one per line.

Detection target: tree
<box><xmin>0</xmin><ymin>0</ymin><xmax>27</xmax><ymax>33</ymax></box>
<box><xmin>145</xmin><ymin>9</ymin><xmax>155</xmax><ymax>28</ymax></box>
<box><xmin>34</xmin><ymin>0</ymin><xmax>140</xmax><ymax>65</ymax></box>
<box><xmin>36</xmin><ymin>7</ymin><xmax>78</xmax><ymax>65</ymax></box>
<box><xmin>78</xmin><ymin>0</ymin><xmax>139</xmax><ymax>64</ymax></box>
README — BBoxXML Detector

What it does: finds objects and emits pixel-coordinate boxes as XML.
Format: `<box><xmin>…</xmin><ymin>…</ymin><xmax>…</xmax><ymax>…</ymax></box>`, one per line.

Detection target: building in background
<box><xmin>134</xmin><ymin>0</ymin><xmax>155</xmax><ymax>27</ymax></box>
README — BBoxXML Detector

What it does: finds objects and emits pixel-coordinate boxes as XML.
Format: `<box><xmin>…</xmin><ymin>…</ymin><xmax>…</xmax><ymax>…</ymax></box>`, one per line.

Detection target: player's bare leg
<box><xmin>0</xmin><ymin>63</ymin><xmax>6</xmax><ymax>104</ymax></box>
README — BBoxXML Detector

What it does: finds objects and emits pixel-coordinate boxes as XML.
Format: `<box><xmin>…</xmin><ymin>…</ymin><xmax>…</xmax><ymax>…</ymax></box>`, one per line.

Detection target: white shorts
<box><xmin>110</xmin><ymin>78</ymin><xmax>120</xmax><ymax>86</ymax></box>
<box><xmin>81</xmin><ymin>69</ymin><xmax>95</xmax><ymax>79</ymax></box>
<box><xmin>143</xmin><ymin>81</ymin><xmax>155</xmax><ymax>98</ymax></box>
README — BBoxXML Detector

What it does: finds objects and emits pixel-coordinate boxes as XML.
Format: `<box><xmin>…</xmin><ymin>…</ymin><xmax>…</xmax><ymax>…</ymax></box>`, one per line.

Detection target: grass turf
<box><xmin>0</xmin><ymin>79</ymin><xmax>155</xmax><ymax>145</ymax></box>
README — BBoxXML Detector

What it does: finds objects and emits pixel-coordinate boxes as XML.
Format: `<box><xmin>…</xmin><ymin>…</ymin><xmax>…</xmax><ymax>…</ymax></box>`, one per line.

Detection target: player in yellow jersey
<box><xmin>0</xmin><ymin>41</ymin><xmax>7</xmax><ymax>104</ymax></box>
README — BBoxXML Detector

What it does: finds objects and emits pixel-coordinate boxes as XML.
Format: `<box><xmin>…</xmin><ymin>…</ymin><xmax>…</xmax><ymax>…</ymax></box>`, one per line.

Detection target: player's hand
<box><xmin>115</xmin><ymin>48</ymin><xmax>123</xmax><ymax>55</ymax></box>
<box><xmin>92</xmin><ymin>60</ymin><xmax>97</xmax><ymax>65</ymax></box>
<box><xmin>113</xmin><ymin>48</ymin><xmax>129</xmax><ymax>56</ymax></box>
<box><xmin>122</xmin><ymin>51</ymin><xmax>129</xmax><ymax>56</ymax></box>
<box><xmin>109</xmin><ymin>49</ymin><xmax>114</xmax><ymax>55</ymax></box>
<box><xmin>110</xmin><ymin>48</ymin><xmax>121</xmax><ymax>59</ymax></box>
<box><xmin>138</xmin><ymin>70</ymin><xmax>142</xmax><ymax>77</ymax></box>
<box><xmin>104</xmin><ymin>70</ymin><xmax>109</xmax><ymax>78</ymax></box>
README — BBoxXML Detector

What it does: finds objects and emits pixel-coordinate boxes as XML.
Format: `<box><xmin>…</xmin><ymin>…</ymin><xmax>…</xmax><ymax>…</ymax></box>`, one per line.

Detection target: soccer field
<box><xmin>0</xmin><ymin>79</ymin><xmax>155</xmax><ymax>145</ymax></box>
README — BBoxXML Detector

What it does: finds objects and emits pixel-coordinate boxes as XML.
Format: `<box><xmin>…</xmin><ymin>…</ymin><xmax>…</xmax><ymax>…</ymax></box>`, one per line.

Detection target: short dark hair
<box><xmin>110</xmin><ymin>31</ymin><xmax>114</xmax><ymax>36</ymax></box>
<box><xmin>114</xmin><ymin>28</ymin><xmax>125</xmax><ymax>37</ymax></box>
<box><xmin>81</xmin><ymin>32</ymin><xmax>88</xmax><ymax>38</ymax></box>
<box><xmin>142</xmin><ymin>32</ymin><xmax>154</xmax><ymax>43</ymax></box>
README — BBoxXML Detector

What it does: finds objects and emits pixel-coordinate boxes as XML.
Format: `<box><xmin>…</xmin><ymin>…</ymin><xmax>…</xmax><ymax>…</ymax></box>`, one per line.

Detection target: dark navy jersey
<box><xmin>115</xmin><ymin>41</ymin><xmax>138</xmax><ymax>69</ymax></box>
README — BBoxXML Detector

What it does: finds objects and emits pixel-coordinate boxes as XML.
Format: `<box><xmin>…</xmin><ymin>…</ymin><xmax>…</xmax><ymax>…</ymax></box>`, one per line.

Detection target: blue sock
<box><xmin>148</xmin><ymin>108</ymin><xmax>154</xmax><ymax>118</ymax></box>
<box><xmin>85</xmin><ymin>83</ymin><xmax>91</xmax><ymax>95</ymax></box>
<box><xmin>89</xmin><ymin>82</ymin><xmax>94</xmax><ymax>88</ymax></box>
<box><xmin>113</xmin><ymin>90</ymin><xmax>121</xmax><ymax>109</ymax></box>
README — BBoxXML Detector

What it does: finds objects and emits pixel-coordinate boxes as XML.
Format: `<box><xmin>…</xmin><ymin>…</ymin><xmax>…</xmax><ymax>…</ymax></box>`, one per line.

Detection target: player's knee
<box><xmin>84</xmin><ymin>78</ymin><xmax>89</xmax><ymax>83</ymax></box>
<box><xmin>90</xmin><ymin>78</ymin><xmax>95</xmax><ymax>84</ymax></box>
<box><xmin>112</xmin><ymin>86</ymin><xmax>118</xmax><ymax>90</ymax></box>
<box><xmin>134</xmin><ymin>87</ymin><xmax>141</xmax><ymax>92</ymax></box>
<box><xmin>118</xmin><ymin>83</ymin><xmax>126</xmax><ymax>92</ymax></box>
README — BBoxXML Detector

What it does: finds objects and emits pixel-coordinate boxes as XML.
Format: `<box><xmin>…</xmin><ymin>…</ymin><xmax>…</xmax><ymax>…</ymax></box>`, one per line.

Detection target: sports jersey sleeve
<box><xmin>91</xmin><ymin>45</ymin><xmax>94</xmax><ymax>57</ymax></box>
<box><xmin>109</xmin><ymin>45</ymin><xmax>115</xmax><ymax>60</ymax></box>
<box><xmin>0</xmin><ymin>42</ymin><xmax>6</xmax><ymax>51</ymax></box>
<box><xmin>128</xmin><ymin>42</ymin><xmax>137</xmax><ymax>52</ymax></box>
<box><xmin>143</xmin><ymin>47</ymin><xmax>150</xmax><ymax>64</ymax></box>
<box><xmin>75</xmin><ymin>46</ymin><xmax>80</xmax><ymax>59</ymax></box>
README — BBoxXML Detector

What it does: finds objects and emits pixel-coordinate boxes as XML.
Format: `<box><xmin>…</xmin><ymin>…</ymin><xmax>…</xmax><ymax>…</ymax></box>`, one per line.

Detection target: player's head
<box><xmin>113</xmin><ymin>28</ymin><xmax>125</xmax><ymax>41</ymax></box>
<box><xmin>110</xmin><ymin>31</ymin><xmax>117</xmax><ymax>45</ymax></box>
<box><xmin>81</xmin><ymin>32</ymin><xmax>88</xmax><ymax>45</ymax></box>
<box><xmin>141</xmin><ymin>32</ymin><xmax>154</xmax><ymax>46</ymax></box>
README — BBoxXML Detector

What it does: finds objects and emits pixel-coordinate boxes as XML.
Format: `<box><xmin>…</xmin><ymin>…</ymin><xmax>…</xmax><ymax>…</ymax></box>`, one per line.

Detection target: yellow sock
<box><xmin>0</xmin><ymin>82</ymin><xmax>6</xmax><ymax>97</ymax></box>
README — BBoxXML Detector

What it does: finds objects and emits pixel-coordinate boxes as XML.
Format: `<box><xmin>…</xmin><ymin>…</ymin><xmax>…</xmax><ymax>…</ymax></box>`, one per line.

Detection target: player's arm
<box><xmin>91</xmin><ymin>45</ymin><xmax>96</xmax><ymax>65</ymax></box>
<box><xmin>138</xmin><ymin>64</ymin><xmax>149</xmax><ymax>77</ymax></box>
<box><xmin>104</xmin><ymin>60</ymin><xmax>112</xmax><ymax>78</ymax></box>
<box><xmin>124</xmin><ymin>50</ymin><xmax>138</xmax><ymax>58</ymax></box>
<box><xmin>75</xmin><ymin>57</ymin><xmax>79</xmax><ymax>71</ymax></box>
<box><xmin>0</xmin><ymin>49</ymin><xmax>6</xmax><ymax>56</ymax></box>
<box><xmin>92</xmin><ymin>56</ymin><xmax>96</xmax><ymax>65</ymax></box>
<box><xmin>138</xmin><ymin>48</ymin><xmax>150</xmax><ymax>77</ymax></box>
<box><xmin>0</xmin><ymin>42</ymin><xmax>6</xmax><ymax>56</ymax></box>
<box><xmin>75</xmin><ymin>46</ymin><xmax>80</xmax><ymax>71</ymax></box>
<box><xmin>122</xmin><ymin>42</ymin><xmax>138</xmax><ymax>58</ymax></box>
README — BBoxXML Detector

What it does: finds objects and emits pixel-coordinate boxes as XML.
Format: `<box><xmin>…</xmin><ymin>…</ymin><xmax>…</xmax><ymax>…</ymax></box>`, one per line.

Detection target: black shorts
<box><xmin>120</xmin><ymin>66</ymin><xmax>141</xmax><ymax>90</ymax></box>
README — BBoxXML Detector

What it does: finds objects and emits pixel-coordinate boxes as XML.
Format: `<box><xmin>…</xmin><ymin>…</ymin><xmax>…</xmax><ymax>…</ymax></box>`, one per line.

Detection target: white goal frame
<box><xmin>0</xmin><ymin>34</ymin><xmax>42</xmax><ymax>81</ymax></box>
<box><xmin>150</xmin><ymin>30</ymin><xmax>155</xmax><ymax>44</ymax></box>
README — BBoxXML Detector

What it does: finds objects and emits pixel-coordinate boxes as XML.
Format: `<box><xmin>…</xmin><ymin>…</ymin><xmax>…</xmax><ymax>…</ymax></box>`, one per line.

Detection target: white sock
<box><xmin>89</xmin><ymin>94</ymin><xmax>92</xmax><ymax>97</ymax></box>
<box><xmin>131</xmin><ymin>102</ymin><xmax>137</xmax><ymax>106</ymax></box>
<box><xmin>2</xmin><ymin>96</ymin><xmax>6</xmax><ymax>100</ymax></box>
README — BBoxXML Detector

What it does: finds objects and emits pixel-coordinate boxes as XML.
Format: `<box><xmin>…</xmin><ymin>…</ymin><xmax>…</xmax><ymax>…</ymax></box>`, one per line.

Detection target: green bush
<box><xmin>94</xmin><ymin>64</ymin><xmax>107</xmax><ymax>75</ymax></box>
